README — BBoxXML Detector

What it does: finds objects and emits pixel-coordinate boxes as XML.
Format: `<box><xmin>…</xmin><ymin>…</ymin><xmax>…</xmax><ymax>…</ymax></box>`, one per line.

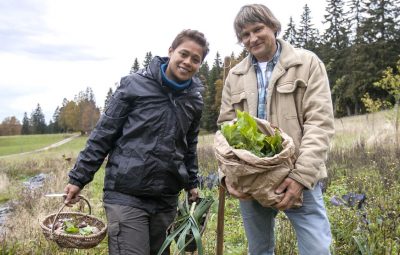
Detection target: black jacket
<box><xmin>68</xmin><ymin>56</ymin><xmax>203</xmax><ymax>212</ymax></box>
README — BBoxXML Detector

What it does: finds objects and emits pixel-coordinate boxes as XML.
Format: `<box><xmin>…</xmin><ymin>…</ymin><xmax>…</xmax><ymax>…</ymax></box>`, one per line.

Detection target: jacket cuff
<box><xmin>68</xmin><ymin>178</ymin><xmax>84</xmax><ymax>189</ymax></box>
<box><xmin>288</xmin><ymin>171</ymin><xmax>315</xmax><ymax>190</ymax></box>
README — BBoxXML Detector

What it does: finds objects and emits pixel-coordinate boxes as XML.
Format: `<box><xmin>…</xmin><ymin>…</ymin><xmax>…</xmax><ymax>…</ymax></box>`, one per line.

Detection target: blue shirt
<box><xmin>252</xmin><ymin>42</ymin><xmax>281</xmax><ymax>119</ymax></box>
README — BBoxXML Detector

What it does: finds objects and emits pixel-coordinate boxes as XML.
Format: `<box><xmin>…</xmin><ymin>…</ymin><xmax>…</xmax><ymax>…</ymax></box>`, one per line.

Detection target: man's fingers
<box><xmin>275</xmin><ymin>178</ymin><xmax>291</xmax><ymax>194</ymax></box>
<box><xmin>275</xmin><ymin>194</ymin><xmax>292</xmax><ymax>210</ymax></box>
<box><xmin>275</xmin><ymin>187</ymin><xmax>301</xmax><ymax>210</ymax></box>
<box><xmin>227</xmin><ymin>185</ymin><xmax>251</xmax><ymax>199</ymax></box>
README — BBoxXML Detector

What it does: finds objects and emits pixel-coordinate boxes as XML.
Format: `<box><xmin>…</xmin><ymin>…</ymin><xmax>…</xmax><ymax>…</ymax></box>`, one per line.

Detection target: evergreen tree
<box><xmin>203</xmin><ymin>52</ymin><xmax>222</xmax><ymax>131</ymax></box>
<box><xmin>104</xmin><ymin>87</ymin><xmax>114</xmax><ymax>111</ymax></box>
<box><xmin>362</xmin><ymin>0</ymin><xmax>397</xmax><ymax>42</ymax></box>
<box><xmin>330</xmin><ymin>0</ymin><xmax>368</xmax><ymax>116</ymax></box>
<box><xmin>395</xmin><ymin>0</ymin><xmax>400</xmax><ymax>37</ymax></box>
<box><xmin>298</xmin><ymin>4</ymin><xmax>320</xmax><ymax>51</ymax></box>
<box><xmin>320</xmin><ymin>0</ymin><xmax>350</xmax><ymax>94</ymax></box>
<box><xmin>212</xmin><ymin>52</ymin><xmax>222</xmax><ymax>75</ymax></box>
<box><xmin>198</xmin><ymin>62</ymin><xmax>210</xmax><ymax>86</ymax></box>
<box><xmin>143</xmin><ymin>52</ymin><xmax>153</xmax><ymax>68</ymax></box>
<box><xmin>323</xmin><ymin>0</ymin><xmax>349</xmax><ymax>50</ymax></box>
<box><xmin>347</xmin><ymin>0</ymin><xmax>367</xmax><ymax>43</ymax></box>
<box><xmin>48</xmin><ymin>106</ymin><xmax>61</xmax><ymax>133</ymax></box>
<box><xmin>21</xmin><ymin>112</ymin><xmax>30</xmax><ymax>135</ymax></box>
<box><xmin>30</xmin><ymin>104</ymin><xmax>47</xmax><ymax>134</ymax></box>
<box><xmin>198</xmin><ymin>62</ymin><xmax>210</xmax><ymax>130</ymax></box>
<box><xmin>130</xmin><ymin>58</ymin><xmax>140</xmax><ymax>74</ymax></box>
<box><xmin>283</xmin><ymin>16</ymin><xmax>298</xmax><ymax>47</ymax></box>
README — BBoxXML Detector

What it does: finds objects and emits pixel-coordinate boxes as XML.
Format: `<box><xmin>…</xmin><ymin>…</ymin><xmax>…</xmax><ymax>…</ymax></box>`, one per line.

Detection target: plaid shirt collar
<box><xmin>251</xmin><ymin>41</ymin><xmax>281</xmax><ymax>67</ymax></box>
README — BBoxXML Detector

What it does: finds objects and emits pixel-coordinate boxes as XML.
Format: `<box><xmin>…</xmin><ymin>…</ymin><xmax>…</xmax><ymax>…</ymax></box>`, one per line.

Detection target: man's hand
<box><xmin>188</xmin><ymin>188</ymin><xmax>199</xmax><ymax>202</ymax></box>
<box><xmin>274</xmin><ymin>178</ymin><xmax>304</xmax><ymax>210</ymax></box>
<box><xmin>224</xmin><ymin>177</ymin><xmax>252</xmax><ymax>200</ymax></box>
<box><xmin>63</xmin><ymin>184</ymin><xmax>82</xmax><ymax>206</ymax></box>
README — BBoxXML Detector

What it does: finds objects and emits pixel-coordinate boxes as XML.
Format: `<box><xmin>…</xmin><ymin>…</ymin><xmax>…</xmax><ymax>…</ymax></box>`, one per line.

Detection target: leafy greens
<box><xmin>221</xmin><ymin>110</ymin><xmax>283</xmax><ymax>157</ymax></box>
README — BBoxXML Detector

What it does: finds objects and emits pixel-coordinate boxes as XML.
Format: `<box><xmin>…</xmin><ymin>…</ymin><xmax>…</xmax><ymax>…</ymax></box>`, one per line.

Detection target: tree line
<box><xmin>1</xmin><ymin>0</ymin><xmax>399</xmax><ymax>136</ymax></box>
<box><xmin>0</xmin><ymin>88</ymin><xmax>100</xmax><ymax>136</ymax></box>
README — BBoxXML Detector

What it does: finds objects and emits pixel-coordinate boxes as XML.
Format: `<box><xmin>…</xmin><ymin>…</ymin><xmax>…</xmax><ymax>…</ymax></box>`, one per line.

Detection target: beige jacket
<box><xmin>217</xmin><ymin>39</ymin><xmax>335</xmax><ymax>190</ymax></box>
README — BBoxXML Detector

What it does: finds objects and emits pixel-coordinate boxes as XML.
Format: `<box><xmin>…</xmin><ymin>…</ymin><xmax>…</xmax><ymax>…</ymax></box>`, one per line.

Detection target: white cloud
<box><xmin>0</xmin><ymin>0</ymin><xmax>327</xmax><ymax>123</ymax></box>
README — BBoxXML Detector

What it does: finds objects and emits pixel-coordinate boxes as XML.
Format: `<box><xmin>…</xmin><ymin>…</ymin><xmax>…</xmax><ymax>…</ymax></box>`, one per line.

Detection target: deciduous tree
<box><xmin>0</xmin><ymin>116</ymin><xmax>21</xmax><ymax>136</ymax></box>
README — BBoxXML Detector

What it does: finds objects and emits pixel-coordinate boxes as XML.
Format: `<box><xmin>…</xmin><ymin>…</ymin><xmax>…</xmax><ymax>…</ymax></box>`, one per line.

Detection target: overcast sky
<box><xmin>0</xmin><ymin>0</ymin><xmax>327</xmax><ymax>123</ymax></box>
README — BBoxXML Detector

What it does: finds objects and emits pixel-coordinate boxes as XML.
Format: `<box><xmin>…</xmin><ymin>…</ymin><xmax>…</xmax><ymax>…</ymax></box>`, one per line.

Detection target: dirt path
<box><xmin>0</xmin><ymin>133</ymin><xmax>81</xmax><ymax>159</ymax></box>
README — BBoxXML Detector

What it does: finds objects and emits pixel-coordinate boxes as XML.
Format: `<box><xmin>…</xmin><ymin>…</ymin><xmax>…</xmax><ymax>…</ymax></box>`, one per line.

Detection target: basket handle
<box><xmin>50</xmin><ymin>195</ymin><xmax>91</xmax><ymax>235</ymax></box>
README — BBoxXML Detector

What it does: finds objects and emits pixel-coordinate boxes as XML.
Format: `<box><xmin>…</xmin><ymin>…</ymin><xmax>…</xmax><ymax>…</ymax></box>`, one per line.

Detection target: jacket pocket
<box><xmin>276</xmin><ymin>81</ymin><xmax>296</xmax><ymax>93</ymax></box>
<box><xmin>100</xmin><ymin>96</ymin><xmax>131</xmax><ymax>132</ymax></box>
<box><xmin>231</xmin><ymin>91</ymin><xmax>247</xmax><ymax>104</ymax></box>
<box><xmin>231</xmin><ymin>91</ymin><xmax>249</xmax><ymax>112</ymax></box>
<box><xmin>276</xmin><ymin>79</ymin><xmax>307</xmax><ymax>93</ymax></box>
<box><xmin>114</xmin><ymin>156</ymin><xmax>146</xmax><ymax>195</ymax></box>
<box><xmin>105</xmin><ymin>96</ymin><xmax>130</xmax><ymax>118</ymax></box>
<box><xmin>276</xmin><ymin>79</ymin><xmax>306</xmax><ymax>121</ymax></box>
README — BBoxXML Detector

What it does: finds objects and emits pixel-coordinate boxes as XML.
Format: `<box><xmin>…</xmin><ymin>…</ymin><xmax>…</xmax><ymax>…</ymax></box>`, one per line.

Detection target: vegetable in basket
<box><xmin>49</xmin><ymin>218</ymin><xmax>100</xmax><ymax>236</ymax></box>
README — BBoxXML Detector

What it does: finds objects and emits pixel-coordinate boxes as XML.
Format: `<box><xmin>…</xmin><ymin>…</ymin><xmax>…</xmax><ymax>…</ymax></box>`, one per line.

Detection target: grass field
<box><xmin>0</xmin><ymin>110</ymin><xmax>399</xmax><ymax>254</ymax></box>
<box><xmin>0</xmin><ymin>133</ymin><xmax>77</xmax><ymax>156</ymax></box>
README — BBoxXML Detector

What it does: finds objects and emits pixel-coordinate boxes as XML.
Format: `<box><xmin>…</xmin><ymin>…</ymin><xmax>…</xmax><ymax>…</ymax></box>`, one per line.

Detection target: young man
<box><xmin>64</xmin><ymin>29</ymin><xmax>209</xmax><ymax>255</ymax></box>
<box><xmin>218</xmin><ymin>4</ymin><xmax>334</xmax><ymax>255</ymax></box>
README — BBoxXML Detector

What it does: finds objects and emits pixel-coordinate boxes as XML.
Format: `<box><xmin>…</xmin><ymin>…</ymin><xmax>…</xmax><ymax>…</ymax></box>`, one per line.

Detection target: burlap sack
<box><xmin>214</xmin><ymin>118</ymin><xmax>302</xmax><ymax>207</ymax></box>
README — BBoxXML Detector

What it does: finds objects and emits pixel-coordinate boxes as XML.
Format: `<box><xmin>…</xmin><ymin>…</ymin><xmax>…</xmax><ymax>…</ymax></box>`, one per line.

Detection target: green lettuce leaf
<box><xmin>220</xmin><ymin>110</ymin><xmax>283</xmax><ymax>157</ymax></box>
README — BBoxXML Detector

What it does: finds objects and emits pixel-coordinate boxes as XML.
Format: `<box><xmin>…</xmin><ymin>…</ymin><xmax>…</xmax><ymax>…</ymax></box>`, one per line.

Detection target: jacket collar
<box><xmin>232</xmin><ymin>38</ymin><xmax>303</xmax><ymax>75</ymax></box>
<box><xmin>142</xmin><ymin>56</ymin><xmax>204</xmax><ymax>94</ymax></box>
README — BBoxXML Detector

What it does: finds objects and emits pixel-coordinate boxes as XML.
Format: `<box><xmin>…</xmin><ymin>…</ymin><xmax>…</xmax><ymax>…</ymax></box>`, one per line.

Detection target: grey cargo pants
<box><xmin>104</xmin><ymin>203</ymin><xmax>176</xmax><ymax>255</ymax></box>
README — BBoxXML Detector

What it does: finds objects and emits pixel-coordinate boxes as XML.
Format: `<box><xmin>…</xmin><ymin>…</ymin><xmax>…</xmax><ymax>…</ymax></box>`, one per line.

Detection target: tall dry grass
<box><xmin>333</xmin><ymin>110</ymin><xmax>400</xmax><ymax>149</ymax></box>
<box><xmin>0</xmin><ymin>174</ymin><xmax>9</xmax><ymax>194</ymax></box>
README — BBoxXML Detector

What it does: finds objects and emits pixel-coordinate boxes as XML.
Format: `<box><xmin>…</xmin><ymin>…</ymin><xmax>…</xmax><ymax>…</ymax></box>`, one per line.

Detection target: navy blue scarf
<box><xmin>160</xmin><ymin>63</ymin><xmax>192</xmax><ymax>91</ymax></box>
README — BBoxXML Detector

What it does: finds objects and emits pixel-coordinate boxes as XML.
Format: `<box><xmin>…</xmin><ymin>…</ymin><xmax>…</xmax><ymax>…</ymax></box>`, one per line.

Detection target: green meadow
<box><xmin>0</xmin><ymin>134</ymin><xmax>76</xmax><ymax>156</ymax></box>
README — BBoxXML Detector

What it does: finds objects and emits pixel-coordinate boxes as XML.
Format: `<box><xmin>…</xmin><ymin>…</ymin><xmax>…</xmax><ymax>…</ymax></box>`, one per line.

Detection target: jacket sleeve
<box><xmin>184</xmin><ymin>104</ymin><xmax>202</xmax><ymax>190</ymax></box>
<box><xmin>68</xmin><ymin>77</ymin><xmax>132</xmax><ymax>188</ymax></box>
<box><xmin>288</xmin><ymin>56</ymin><xmax>335</xmax><ymax>190</ymax></box>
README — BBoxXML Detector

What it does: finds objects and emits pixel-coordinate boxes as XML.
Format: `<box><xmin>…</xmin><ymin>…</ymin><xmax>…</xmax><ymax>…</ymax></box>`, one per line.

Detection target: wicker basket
<box><xmin>39</xmin><ymin>196</ymin><xmax>107</xmax><ymax>249</ymax></box>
